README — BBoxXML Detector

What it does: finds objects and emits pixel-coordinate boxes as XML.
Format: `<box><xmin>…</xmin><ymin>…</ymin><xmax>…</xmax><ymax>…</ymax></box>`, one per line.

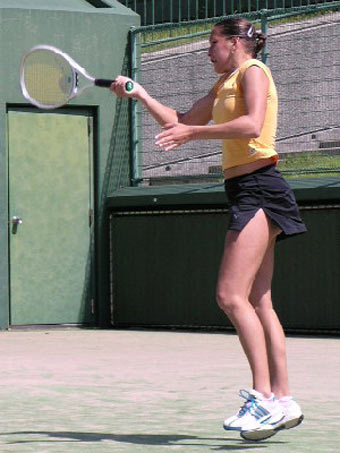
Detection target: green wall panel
<box><xmin>110</xmin><ymin>206</ymin><xmax>340</xmax><ymax>333</ymax></box>
<box><xmin>273</xmin><ymin>208</ymin><xmax>340</xmax><ymax>332</ymax></box>
<box><xmin>110</xmin><ymin>212</ymin><xmax>228</xmax><ymax>328</ymax></box>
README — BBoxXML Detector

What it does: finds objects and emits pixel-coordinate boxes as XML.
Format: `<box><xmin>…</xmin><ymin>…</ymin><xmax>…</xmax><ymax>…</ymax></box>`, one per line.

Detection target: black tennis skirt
<box><xmin>224</xmin><ymin>164</ymin><xmax>307</xmax><ymax>241</ymax></box>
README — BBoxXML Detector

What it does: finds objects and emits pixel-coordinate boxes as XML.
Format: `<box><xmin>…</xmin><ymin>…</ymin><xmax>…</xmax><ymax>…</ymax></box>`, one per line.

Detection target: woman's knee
<box><xmin>216</xmin><ymin>287</ymin><xmax>244</xmax><ymax>315</ymax></box>
<box><xmin>250</xmin><ymin>294</ymin><xmax>273</xmax><ymax>314</ymax></box>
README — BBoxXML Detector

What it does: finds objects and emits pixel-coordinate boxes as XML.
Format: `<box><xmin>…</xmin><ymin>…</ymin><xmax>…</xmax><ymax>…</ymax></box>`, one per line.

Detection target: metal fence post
<box><xmin>260</xmin><ymin>9</ymin><xmax>268</xmax><ymax>64</ymax></box>
<box><xmin>129</xmin><ymin>27</ymin><xmax>141</xmax><ymax>186</ymax></box>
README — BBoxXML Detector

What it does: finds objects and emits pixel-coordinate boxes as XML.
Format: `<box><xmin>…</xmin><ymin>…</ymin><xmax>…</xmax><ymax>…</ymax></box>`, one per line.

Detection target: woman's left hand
<box><xmin>155</xmin><ymin>123</ymin><xmax>193</xmax><ymax>151</ymax></box>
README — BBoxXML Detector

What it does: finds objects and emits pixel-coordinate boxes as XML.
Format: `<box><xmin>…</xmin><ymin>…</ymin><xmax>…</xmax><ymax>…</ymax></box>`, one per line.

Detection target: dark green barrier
<box><xmin>108</xmin><ymin>178</ymin><xmax>340</xmax><ymax>333</ymax></box>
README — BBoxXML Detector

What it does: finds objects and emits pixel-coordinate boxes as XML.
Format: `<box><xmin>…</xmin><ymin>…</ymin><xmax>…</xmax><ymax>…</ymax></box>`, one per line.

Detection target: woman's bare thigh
<box><xmin>217</xmin><ymin>209</ymin><xmax>280</xmax><ymax>300</ymax></box>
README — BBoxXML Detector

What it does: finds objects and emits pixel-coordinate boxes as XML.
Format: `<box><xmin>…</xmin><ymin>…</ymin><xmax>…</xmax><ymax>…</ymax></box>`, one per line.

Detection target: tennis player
<box><xmin>111</xmin><ymin>16</ymin><xmax>306</xmax><ymax>441</ymax></box>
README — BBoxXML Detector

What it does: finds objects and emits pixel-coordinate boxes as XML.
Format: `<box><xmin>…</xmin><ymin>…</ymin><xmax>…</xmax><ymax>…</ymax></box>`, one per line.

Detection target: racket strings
<box><xmin>23</xmin><ymin>51</ymin><xmax>74</xmax><ymax>106</ymax></box>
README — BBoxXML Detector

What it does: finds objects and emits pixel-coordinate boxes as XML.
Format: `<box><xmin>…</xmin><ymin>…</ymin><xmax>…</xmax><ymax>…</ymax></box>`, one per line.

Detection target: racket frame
<box><xmin>20</xmin><ymin>44</ymin><xmax>115</xmax><ymax>109</ymax></box>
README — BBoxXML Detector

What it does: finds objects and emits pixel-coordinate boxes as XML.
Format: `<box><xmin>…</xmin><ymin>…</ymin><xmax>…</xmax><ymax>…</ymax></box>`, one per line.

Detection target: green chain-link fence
<box><xmin>127</xmin><ymin>3</ymin><xmax>340</xmax><ymax>185</ymax></box>
<box><xmin>119</xmin><ymin>0</ymin><xmax>338</xmax><ymax>25</ymax></box>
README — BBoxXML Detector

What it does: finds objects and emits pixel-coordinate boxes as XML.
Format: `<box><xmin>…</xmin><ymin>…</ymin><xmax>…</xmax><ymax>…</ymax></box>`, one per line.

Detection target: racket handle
<box><xmin>95</xmin><ymin>79</ymin><xmax>134</xmax><ymax>92</ymax></box>
<box><xmin>95</xmin><ymin>79</ymin><xmax>114</xmax><ymax>87</ymax></box>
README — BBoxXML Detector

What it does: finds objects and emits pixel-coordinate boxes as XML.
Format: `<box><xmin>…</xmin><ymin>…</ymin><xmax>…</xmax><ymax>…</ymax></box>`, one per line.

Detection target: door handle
<box><xmin>11</xmin><ymin>216</ymin><xmax>23</xmax><ymax>234</ymax></box>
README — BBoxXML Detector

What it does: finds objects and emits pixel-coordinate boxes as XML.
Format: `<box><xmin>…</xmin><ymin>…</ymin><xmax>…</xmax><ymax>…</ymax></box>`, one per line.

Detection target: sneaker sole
<box><xmin>278</xmin><ymin>414</ymin><xmax>304</xmax><ymax>430</ymax></box>
<box><xmin>241</xmin><ymin>427</ymin><xmax>277</xmax><ymax>441</ymax></box>
<box><xmin>240</xmin><ymin>414</ymin><xmax>304</xmax><ymax>442</ymax></box>
<box><xmin>223</xmin><ymin>426</ymin><xmax>243</xmax><ymax>432</ymax></box>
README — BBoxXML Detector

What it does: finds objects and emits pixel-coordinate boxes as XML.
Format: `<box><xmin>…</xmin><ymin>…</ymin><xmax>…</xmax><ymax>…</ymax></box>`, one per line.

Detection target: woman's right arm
<box><xmin>111</xmin><ymin>76</ymin><xmax>215</xmax><ymax>127</ymax></box>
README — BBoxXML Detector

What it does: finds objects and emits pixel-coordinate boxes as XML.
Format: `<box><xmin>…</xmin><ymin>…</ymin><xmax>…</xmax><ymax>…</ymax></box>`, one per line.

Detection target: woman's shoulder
<box><xmin>239</xmin><ymin>59</ymin><xmax>273</xmax><ymax>81</ymax></box>
<box><xmin>240</xmin><ymin>58</ymin><xmax>268</xmax><ymax>72</ymax></box>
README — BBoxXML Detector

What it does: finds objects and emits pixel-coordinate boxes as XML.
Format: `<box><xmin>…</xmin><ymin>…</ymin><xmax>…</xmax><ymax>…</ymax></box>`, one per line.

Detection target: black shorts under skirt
<box><xmin>224</xmin><ymin>164</ymin><xmax>307</xmax><ymax>241</ymax></box>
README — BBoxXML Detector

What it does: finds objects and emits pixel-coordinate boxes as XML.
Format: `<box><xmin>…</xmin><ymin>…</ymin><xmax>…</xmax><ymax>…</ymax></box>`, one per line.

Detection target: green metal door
<box><xmin>8</xmin><ymin>111</ymin><xmax>95</xmax><ymax>326</ymax></box>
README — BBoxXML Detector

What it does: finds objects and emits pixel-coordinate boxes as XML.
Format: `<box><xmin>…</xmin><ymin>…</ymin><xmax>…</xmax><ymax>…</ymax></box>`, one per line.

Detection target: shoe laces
<box><xmin>237</xmin><ymin>389</ymin><xmax>256</xmax><ymax>417</ymax></box>
<box><xmin>238</xmin><ymin>389</ymin><xmax>270</xmax><ymax>420</ymax></box>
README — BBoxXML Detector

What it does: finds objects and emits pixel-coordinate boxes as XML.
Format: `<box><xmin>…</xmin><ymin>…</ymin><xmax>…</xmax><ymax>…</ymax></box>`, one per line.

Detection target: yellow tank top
<box><xmin>212</xmin><ymin>59</ymin><xmax>278</xmax><ymax>170</ymax></box>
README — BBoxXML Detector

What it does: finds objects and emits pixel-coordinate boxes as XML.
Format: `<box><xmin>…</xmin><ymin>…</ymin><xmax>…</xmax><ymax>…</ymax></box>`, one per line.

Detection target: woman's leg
<box><xmin>246</xmin><ymin>240</ymin><xmax>304</xmax><ymax>437</ymax></box>
<box><xmin>249</xmin><ymin>240</ymin><xmax>290</xmax><ymax>398</ymax></box>
<box><xmin>216</xmin><ymin>209</ymin><xmax>279</xmax><ymax>397</ymax></box>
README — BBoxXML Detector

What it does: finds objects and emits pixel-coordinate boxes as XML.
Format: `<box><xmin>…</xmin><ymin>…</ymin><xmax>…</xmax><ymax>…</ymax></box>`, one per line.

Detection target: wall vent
<box><xmin>319</xmin><ymin>141</ymin><xmax>340</xmax><ymax>149</ymax></box>
<box><xmin>85</xmin><ymin>0</ymin><xmax>111</xmax><ymax>8</ymax></box>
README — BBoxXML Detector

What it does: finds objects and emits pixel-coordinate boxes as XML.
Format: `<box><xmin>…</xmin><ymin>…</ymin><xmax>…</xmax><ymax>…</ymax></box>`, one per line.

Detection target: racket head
<box><xmin>20</xmin><ymin>45</ymin><xmax>79</xmax><ymax>109</ymax></box>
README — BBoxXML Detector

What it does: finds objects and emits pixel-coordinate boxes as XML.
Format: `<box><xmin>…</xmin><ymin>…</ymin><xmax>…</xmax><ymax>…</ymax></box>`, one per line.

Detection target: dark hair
<box><xmin>214</xmin><ymin>17</ymin><xmax>266</xmax><ymax>58</ymax></box>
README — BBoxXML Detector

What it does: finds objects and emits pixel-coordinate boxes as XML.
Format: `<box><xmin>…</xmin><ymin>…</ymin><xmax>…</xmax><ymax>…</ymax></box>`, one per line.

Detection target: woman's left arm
<box><xmin>156</xmin><ymin>66</ymin><xmax>269</xmax><ymax>151</ymax></box>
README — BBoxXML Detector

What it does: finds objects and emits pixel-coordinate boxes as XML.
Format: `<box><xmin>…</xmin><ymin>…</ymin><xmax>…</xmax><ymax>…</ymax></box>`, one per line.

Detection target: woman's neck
<box><xmin>224</xmin><ymin>54</ymin><xmax>253</xmax><ymax>78</ymax></box>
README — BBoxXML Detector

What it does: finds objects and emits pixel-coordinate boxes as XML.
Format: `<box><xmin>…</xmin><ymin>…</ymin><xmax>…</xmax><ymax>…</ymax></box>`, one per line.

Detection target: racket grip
<box><xmin>95</xmin><ymin>79</ymin><xmax>114</xmax><ymax>88</ymax></box>
<box><xmin>95</xmin><ymin>79</ymin><xmax>134</xmax><ymax>92</ymax></box>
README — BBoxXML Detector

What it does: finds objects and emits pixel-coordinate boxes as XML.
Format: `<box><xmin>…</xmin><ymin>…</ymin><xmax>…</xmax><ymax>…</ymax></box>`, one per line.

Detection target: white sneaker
<box><xmin>223</xmin><ymin>389</ymin><xmax>284</xmax><ymax>433</ymax></box>
<box><xmin>241</xmin><ymin>396</ymin><xmax>303</xmax><ymax>441</ymax></box>
<box><xmin>277</xmin><ymin>396</ymin><xmax>304</xmax><ymax>430</ymax></box>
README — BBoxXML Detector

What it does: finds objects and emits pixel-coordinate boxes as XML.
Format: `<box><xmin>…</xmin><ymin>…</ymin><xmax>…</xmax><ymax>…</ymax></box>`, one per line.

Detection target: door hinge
<box><xmin>88</xmin><ymin>208</ymin><xmax>93</xmax><ymax>227</ymax></box>
<box><xmin>91</xmin><ymin>299</ymin><xmax>95</xmax><ymax>315</ymax></box>
<box><xmin>87</xmin><ymin>117</ymin><xmax>91</xmax><ymax>136</ymax></box>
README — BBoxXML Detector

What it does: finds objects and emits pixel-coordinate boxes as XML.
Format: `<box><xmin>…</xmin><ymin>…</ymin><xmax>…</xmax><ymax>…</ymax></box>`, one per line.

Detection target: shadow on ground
<box><xmin>1</xmin><ymin>431</ymin><xmax>286</xmax><ymax>450</ymax></box>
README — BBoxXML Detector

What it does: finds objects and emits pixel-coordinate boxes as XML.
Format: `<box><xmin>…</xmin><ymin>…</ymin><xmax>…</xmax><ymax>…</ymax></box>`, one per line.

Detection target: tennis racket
<box><xmin>20</xmin><ymin>44</ymin><xmax>134</xmax><ymax>109</ymax></box>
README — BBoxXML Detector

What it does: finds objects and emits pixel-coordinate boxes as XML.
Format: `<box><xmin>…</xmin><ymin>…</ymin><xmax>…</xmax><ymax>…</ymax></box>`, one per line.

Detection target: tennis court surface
<box><xmin>0</xmin><ymin>328</ymin><xmax>339</xmax><ymax>452</ymax></box>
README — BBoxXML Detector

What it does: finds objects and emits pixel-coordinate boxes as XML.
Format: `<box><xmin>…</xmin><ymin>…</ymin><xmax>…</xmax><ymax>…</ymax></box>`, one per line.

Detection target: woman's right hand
<box><xmin>112</xmin><ymin>76</ymin><xmax>179</xmax><ymax>127</ymax></box>
<box><xmin>110</xmin><ymin>75</ymin><xmax>145</xmax><ymax>99</ymax></box>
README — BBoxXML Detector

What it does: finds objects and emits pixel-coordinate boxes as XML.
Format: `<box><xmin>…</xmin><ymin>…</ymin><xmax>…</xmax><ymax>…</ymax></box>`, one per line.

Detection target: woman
<box><xmin>111</xmin><ymin>17</ymin><xmax>306</xmax><ymax>441</ymax></box>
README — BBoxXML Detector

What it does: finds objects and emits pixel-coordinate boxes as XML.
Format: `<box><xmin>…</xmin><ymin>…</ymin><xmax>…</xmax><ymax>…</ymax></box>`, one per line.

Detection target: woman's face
<box><xmin>208</xmin><ymin>27</ymin><xmax>235</xmax><ymax>74</ymax></box>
